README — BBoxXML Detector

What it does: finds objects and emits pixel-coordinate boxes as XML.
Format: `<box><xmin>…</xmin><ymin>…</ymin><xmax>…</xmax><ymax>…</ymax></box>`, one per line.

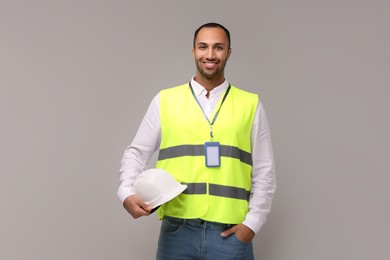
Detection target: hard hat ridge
<box><xmin>133</xmin><ymin>168</ymin><xmax>187</xmax><ymax>209</ymax></box>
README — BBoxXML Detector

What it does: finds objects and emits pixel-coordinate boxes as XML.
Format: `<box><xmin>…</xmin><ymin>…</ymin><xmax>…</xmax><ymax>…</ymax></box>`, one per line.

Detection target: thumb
<box><xmin>140</xmin><ymin>201</ymin><xmax>152</xmax><ymax>212</ymax></box>
<box><xmin>134</xmin><ymin>196</ymin><xmax>152</xmax><ymax>212</ymax></box>
<box><xmin>220</xmin><ymin>225</ymin><xmax>237</xmax><ymax>238</ymax></box>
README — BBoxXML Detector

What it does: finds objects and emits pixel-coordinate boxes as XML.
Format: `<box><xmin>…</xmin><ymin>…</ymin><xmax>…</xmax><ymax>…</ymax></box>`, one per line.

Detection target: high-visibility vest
<box><xmin>156</xmin><ymin>83</ymin><xmax>258</xmax><ymax>224</ymax></box>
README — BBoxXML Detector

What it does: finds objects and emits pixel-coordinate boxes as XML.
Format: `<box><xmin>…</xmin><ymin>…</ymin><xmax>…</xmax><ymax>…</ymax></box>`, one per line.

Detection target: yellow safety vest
<box><xmin>156</xmin><ymin>83</ymin><xmax>258</xmax><ymax>224</ymax></box>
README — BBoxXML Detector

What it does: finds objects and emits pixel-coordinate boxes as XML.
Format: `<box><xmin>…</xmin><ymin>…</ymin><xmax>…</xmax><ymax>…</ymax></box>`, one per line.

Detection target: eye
<box><xmin>216</xmin><ymin>45</ymin><xmax>224</xmax><ymax>50</ymax></box>
<box><xmin>198</xmin><ymin>45</ymin><xmax>207</xmax><ymax>50</ymax></box>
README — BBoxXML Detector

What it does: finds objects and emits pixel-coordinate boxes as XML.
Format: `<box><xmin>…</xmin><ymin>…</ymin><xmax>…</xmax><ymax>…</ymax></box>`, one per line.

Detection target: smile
<box><xmin>202</xmin><ymin>61</ymin><xmax>219</xmax><ymax>69</ymax></box>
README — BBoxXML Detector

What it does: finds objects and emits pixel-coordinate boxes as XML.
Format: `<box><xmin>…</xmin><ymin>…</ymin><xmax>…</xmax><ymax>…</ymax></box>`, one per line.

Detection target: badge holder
<box><xmin>204</xmin><ymin>142</ymin><xmax>221</xmax><ymax>167</ymax></box>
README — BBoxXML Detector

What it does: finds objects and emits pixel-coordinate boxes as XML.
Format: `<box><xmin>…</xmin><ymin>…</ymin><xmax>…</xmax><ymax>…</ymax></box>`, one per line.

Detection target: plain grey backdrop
<box><xmin>1</xmin><ymin>0</ymin><xmax>389</xmax><ymax>259</ymax></box>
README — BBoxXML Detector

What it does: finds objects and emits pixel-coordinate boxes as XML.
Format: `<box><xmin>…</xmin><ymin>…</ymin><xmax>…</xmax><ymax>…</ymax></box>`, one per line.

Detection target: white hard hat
<box><xmin>132</xmin><ymin>168</ymin><xmax>187</xmax><ymax>209</ymax></box>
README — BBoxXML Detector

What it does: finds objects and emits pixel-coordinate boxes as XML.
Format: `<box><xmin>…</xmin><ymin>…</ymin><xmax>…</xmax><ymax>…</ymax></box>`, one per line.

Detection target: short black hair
<box><xmin>193</xmin><ymin>23</ymin><xmax>231</xmax><ymax>49</ymax></box>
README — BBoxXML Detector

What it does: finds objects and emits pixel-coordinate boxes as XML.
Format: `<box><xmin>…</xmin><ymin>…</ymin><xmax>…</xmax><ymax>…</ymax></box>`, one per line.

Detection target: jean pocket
<box><xmin>232</xmin><ymin>234</ymin><xmax>252</xmax><ymax>245</ymax></box>
<box><xmin>161</xmin><ymin>217</ymin><xmax>183</xmax><ymax>234</ymax></box>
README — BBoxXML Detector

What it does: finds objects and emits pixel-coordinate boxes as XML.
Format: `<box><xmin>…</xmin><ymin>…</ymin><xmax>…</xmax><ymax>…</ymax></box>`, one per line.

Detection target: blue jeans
<box><xmin>156</xmin><ymin>216</ymin><xmax>254</xmax><ymax>260</ymax></box>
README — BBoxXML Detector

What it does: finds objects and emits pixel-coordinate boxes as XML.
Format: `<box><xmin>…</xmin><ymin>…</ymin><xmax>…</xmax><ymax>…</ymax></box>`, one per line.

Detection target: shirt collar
<box><xmin>190</xmin><ymin>76</ymin><xmax>229</xmax><ymax>97</ymax></box>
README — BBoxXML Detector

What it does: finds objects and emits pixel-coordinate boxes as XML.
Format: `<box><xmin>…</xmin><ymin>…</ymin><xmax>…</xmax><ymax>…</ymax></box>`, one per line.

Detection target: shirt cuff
<box><xmin>117</xmin><ymin>189</ymin><xmax>134</xmax><ymax>204</ymax></box>
<box><xmin>242</xmin><ymin>212</ymin><xmax>267</xmax><ymax>234</ymax></box>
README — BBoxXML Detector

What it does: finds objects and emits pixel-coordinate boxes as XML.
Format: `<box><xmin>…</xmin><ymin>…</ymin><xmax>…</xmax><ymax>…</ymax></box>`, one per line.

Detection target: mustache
<box><xmin>201</xmin><ymin>59</ymin><xmax>220</xmax><ymax>62</ymax></box>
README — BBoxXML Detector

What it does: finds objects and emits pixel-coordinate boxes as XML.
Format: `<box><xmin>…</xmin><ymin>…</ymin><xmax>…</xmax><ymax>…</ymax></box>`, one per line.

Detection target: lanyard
<box><xmin>189</xmin><ymin>83</ymin><xmax>231</xmax><ymax>141</ymax></box>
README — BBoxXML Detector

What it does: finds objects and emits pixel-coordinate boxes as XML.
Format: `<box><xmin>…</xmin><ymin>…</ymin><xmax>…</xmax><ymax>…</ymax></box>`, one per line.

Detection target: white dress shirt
<box><xmin>118</xmin><ymin>77</ymin><xmax>276</xmax><ymax>234</ymax></box>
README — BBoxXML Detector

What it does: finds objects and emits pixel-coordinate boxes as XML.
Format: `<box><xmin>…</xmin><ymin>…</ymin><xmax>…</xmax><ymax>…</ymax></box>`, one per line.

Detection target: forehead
<box><xmin>195</xmin><ymin>27</ymin><xmax>229</xmax><ymax>45</ymax></box>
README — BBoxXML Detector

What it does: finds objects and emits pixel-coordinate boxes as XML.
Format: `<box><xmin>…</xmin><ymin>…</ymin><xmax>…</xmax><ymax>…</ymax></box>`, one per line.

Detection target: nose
<box><xmin>205</xmin><ymin>48</ymin><xmax>216</xmax><ymax>59</ymax></box>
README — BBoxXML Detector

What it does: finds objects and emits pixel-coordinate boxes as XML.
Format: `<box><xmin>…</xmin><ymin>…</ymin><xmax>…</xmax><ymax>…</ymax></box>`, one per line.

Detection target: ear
<box><xmin>192</xmin><ymin>48</ymin><xmax>195</xmax><ymax>58</ymax></box>
<box><xmin>227</xmin><ymin>48</ymin><xmax>232</xmax><ymax>60</ymax></box>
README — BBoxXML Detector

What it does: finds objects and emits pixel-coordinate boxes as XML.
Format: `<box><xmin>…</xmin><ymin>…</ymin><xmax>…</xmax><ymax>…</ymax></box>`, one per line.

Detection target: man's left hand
<box><xmin>220</xmin><ymin>223</ymin><xmax>255</xmax><ymax>243</ymax></box>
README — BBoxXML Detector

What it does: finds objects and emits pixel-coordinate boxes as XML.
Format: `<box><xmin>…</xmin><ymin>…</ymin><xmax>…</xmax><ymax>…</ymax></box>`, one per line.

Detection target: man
<box><xmin>118</xmin><ymin>23</ymin><xmax>276</xmax><ymax>259</ymax></box>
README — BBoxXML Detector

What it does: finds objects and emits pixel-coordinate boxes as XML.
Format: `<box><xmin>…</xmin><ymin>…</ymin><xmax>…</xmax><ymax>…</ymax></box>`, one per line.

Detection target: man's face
<box><xmin>192</xmin><ymin>27</ymin><xmax>231</xmax><ymax>81</ymax></box>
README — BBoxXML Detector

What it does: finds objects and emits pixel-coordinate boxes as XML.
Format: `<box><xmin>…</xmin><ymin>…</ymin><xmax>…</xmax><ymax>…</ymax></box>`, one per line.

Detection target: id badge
<box><xmin>204</xmin><ymin>142</ymin><xmax>221</xmax><ymax>167</ymax></box>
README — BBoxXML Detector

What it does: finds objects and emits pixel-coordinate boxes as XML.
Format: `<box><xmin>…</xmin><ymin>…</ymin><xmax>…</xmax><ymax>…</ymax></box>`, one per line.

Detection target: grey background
<box><xmin>1</xmin><ymin>0</ymin><xmax>389</xmax><ymax>259</ymax></box>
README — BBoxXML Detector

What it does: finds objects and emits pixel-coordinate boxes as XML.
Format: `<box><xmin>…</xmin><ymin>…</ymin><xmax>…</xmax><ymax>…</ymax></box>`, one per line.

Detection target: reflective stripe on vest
<box><xmin>158</xmin><ymin>144</ymin><xmax>253</xmax><ymax>166</ymax></box>
<box><xmin>182</xmin><ymin>183</ymin><xmax>251</xmax><ymax>201</ymax></box>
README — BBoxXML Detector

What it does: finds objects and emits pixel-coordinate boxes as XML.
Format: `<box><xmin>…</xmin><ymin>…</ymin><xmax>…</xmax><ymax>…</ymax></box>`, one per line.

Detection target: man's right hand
<box><xmin>123</xmin><ymin>194</ymin><xmax>152</xmax><ymax>219</ymax></box>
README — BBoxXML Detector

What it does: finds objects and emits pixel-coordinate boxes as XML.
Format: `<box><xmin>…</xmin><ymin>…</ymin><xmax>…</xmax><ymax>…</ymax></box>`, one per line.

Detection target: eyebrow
<box><xmin>196</xmin><ymin>42</ymin><xmax>226</xmax><ymax>46</ymax></box>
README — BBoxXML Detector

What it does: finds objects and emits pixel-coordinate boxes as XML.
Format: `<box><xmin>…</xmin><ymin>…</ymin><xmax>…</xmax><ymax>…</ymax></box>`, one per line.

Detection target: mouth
<box><xmin>202</xmin><ymin>60</ymin><xmax>219</xmax><ymax>69</ymax></box>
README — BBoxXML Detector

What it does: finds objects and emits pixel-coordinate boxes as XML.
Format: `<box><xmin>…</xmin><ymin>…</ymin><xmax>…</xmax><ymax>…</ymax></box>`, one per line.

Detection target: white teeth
<box><xmin>203</xmin><ymin>61</ymin><xmax>217</xmax><ymax>68</ymax></box>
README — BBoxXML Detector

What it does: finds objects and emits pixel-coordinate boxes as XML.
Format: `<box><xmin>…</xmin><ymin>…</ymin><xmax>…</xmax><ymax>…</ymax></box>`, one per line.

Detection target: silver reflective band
<box><xmin>182</xmin><ymin>183</ymin><xmax>207</xmax><ymax>194</ymax></box>
<box><xmin>158</xmin><ymin>144</ymin><xmax>252</xmax><ymax>166</ymax></box>
<box><xmin>180</xmin><ymin>183</ymin><xmax>250</xmax><ymax>201</ymax></box>
<box><xmin>209</xmin><ymin>184</ymin><xmax>250</xmax><ymax>201</ymax></box>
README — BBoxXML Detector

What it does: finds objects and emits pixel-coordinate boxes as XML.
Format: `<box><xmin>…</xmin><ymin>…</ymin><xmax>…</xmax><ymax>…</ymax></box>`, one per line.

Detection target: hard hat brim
<box><xmin>148</xmin><ymin>184</ymin><xmax>187</xmax><ymax>209</ymax></box>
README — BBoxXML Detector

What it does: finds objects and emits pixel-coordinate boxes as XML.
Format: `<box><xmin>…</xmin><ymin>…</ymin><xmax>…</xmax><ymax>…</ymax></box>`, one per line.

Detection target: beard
<box><xmin>195</xmin><ymin>58</ymin><xmax>228</xmax><ymax>80</ymax></box>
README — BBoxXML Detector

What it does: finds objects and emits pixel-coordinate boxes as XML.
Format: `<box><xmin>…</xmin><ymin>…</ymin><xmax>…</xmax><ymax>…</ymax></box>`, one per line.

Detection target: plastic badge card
<box><xmin>204</xmin><ymin>142</ymin><xmax>221</xmax><ymax>167</ymax></box>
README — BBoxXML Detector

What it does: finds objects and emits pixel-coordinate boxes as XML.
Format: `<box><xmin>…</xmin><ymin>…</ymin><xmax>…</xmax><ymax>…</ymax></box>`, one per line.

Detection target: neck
<box><xmin>194</xmin><ymin>73</ymin><xmax>225</xmax><ymax>93</ymax></box>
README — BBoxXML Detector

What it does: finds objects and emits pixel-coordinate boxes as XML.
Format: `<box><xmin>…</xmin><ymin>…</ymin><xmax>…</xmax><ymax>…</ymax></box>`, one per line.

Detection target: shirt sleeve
<box><xmin>117</xmin><ymin>94</ymin><xmax>161</xmax><ymax>203</ymax></box>
<box><xmin>242</xmin><ymin>99</ymin><xmax>277</xmax><ymax>234</ymax></box>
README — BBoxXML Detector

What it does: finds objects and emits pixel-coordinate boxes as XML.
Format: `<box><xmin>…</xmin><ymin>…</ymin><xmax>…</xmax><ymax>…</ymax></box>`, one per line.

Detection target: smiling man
<box><xmin>192</xmin><ymin>25</ymin><xmax>231</xmax><ymax>92</ymax></box>
<box><xmin>118</xmin><ymin>23</ymin><xmax>276</xmax><ymax>259</ymax></box>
